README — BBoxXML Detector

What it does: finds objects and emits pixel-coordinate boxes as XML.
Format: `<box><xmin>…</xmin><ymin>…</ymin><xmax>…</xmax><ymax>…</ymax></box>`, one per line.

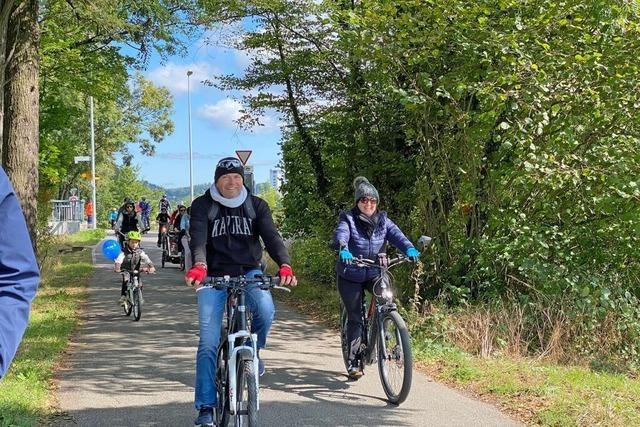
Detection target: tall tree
<box><xmin>2</xmin><ymin>0</ymin><xmax>39</xmax><ymax>247</ymax></box>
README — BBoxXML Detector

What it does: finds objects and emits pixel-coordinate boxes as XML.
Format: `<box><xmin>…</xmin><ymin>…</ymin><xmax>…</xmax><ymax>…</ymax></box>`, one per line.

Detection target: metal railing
<box><xmin>50</xmin><ymin>200</ymin><xmax>85</xmax><ymax>222</ymax></box>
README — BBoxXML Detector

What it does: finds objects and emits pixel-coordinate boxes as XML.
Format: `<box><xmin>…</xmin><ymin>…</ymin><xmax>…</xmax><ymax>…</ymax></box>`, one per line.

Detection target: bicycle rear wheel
<box><xmin>377</xmin><ymin>310</ymin><xmax>412</xmax><ymax>405</ymax></box>
<box><xmin>133</xmin><ymin>288</ymin><xmax>142</xmax><ymax>321</ymax></box>
<box><xmin>233</xmin><ymin>359</ymin><xmax>258</xmax><ymax>427</ymax></box>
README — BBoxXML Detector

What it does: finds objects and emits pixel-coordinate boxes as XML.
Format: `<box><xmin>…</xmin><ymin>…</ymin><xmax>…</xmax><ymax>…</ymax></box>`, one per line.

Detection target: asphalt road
<box><xmin>52</xmin><ymin>233</ymin><xmax>521</xmax><ymax>427</ymax></box>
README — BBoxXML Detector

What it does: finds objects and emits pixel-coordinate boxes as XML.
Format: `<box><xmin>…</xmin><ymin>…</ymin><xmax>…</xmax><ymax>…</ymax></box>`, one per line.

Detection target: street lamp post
<box><xmin>89</xmin><ymin>96</ymin><xmax>97</xmax><ymax>230</ymax></box>
<box><xmin>187</xmin><ymin>70</ymin><xmax>194</xmax><ymax>204</ymax></box>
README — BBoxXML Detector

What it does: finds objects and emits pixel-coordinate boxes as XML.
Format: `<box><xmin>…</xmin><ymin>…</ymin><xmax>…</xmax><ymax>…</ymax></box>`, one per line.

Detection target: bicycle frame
<box><xmin>361</xmin><ymin>270</ymin><xmax>397</xmax><ymax>365</ymax></box>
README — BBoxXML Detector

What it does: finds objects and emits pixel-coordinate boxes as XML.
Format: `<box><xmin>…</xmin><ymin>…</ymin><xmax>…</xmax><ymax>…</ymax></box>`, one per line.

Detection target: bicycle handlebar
<box><xmin>202</xmin><ymin>275</ymin><xmax>290</xmax><ymax>292</ymax></box>
<box><xmin>349</xmin><ymin>254</ymin><xmax>411</xmax><ymax>269</ymax></box>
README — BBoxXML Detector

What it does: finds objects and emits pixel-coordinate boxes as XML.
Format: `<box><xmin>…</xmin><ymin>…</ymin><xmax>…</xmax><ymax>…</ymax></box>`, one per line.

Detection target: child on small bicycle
<box><xmin>114</xmin><ymin>231</ymin><xmax>155</xmax><ymax>306</ymax></box>
<box><xmin>333</xmin><ymin>176</ymin><xmax>420</xmax><ymax>379</ymax></box>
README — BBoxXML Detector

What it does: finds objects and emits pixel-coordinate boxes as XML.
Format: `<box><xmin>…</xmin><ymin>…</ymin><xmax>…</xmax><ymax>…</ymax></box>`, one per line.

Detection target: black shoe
<box><xmin>347</xmin><ymin>360</ymin><xmax>363</xmax><ymax>380</ymax></box>
<box><xmin>195</xmin><ymin>407</ymin><xmax>214</xmax><ymax>427</ymax></box>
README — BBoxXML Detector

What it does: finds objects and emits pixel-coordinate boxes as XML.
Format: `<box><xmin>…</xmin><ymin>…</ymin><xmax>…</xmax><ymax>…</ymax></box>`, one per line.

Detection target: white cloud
<box><xmin>146</xmin><ymin>62</ymin><xmax>219</xmax><ymax>95</ymax></box>
<box><xmin>198</xmin><ymin>98</ymin><xmax>244</xmax><ymax>129</ymax></box>
<box><xmin>198</xmin><ymin>98</ymin><xmax>283</xmax><ymax>133</ymax></box>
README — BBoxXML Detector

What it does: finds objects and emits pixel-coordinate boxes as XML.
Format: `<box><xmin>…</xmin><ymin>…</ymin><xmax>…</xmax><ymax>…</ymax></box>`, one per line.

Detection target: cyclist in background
<box><xmin>139</xmin><ymin>197</ymin><xmax>151</xmax><ymax>232</ymax></box>
<box><xmin>333</xmin><ymin>176</ymin><xmax>420</xmax><ymax>379</ymax></box>
<box><xmin>115</xmin><ymin>200</ymin><xmax>143</xmax><ymax>250</ymax></box>
<box><xmin>180</xmin><ymin>206</ymin><xmax>191</xmax><ymax>270</ymax></box>
<box><xmin>108</xmin><ymin>208</ymin><xmax>118</xmax><ymax>229</ymax></box>
<box><xmin>159</xmin><ymin>194</ymin><xmax>171</xmax><ymax>213</ymax></box>
<box><xmin>185</xmin><ymin>157</ymin><xmax>297</xmax><ymax>427</ymax></box>
<box><xmin>156</xmin><ymin>207</ymin><xmax>170</xmax><ymax>248</ymax></box>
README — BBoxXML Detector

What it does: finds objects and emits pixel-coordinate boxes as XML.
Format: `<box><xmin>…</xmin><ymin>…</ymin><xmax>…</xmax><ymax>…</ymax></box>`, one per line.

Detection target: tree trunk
<box><xmin>270</xmin><ymin>13</ymin><xmax>331</xmax><ymax>207</ymax></box>
<box><xmin>0</xmin><ymin>0</ymin><xmax>16</xmax><ymax>158</ymax></box>
<box><xmin>3</xmin><ymin>0</ymin><xmax>39</xmax><ymax>250</ymax></box>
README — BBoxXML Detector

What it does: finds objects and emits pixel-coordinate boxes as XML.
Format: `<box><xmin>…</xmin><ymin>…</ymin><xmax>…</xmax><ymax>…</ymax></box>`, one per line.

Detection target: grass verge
<box><xmin>278</xmin><ymin>275</ymin><xmax>640</xmax><ymax>426</ymax></box>
<box><xmin>0</xmin><ymin>229</ymin><xmax>105</xmax><ymax>427</ymax></box>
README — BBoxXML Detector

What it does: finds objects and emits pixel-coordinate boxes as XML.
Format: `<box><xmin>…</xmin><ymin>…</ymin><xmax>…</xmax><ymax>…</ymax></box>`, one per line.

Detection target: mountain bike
<box><xmin>121</xmin><ymin>268</ymin><xmax>152</xmax><ymax>321</ymax></box>
<box><xmin>339</xmin><ymin>236</ymin><xmax>432</xmax><ymax>405</ymax></box>
<box><xmin>201</xmin><ymin>275</ymin><xmax>289</xmax><ymax>427</ymax></box>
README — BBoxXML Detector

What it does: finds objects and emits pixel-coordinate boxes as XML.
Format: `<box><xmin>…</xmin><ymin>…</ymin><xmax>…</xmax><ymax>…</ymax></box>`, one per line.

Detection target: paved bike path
<box><xmin>53</xmin><ymin>233</ymin><xmax>521</xmax><ymax>426</ymax></box>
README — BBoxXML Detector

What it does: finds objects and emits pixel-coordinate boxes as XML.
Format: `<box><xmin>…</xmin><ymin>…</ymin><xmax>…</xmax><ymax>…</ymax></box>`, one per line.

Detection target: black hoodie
<box><xmin>189</xmin><ymin>189</ymin><xmax>290</xmax><ymax>276</ymax></box>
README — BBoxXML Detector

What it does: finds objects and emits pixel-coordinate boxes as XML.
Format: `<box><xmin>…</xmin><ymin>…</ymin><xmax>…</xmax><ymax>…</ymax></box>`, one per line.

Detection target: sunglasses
<box><xmin>217</xmin><ymin>158</ymin><xmax>242</xmax><ymax>170</ymax></box>
<box><xmin>359</xmin><ymin>197</ymin><xmax>378</xmax><ymax>204</ymax></box>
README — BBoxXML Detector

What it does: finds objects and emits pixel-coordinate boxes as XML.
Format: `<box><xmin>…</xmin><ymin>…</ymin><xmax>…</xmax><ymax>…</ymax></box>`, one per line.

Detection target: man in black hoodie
<box><xmin>185</xmin><ymin>157</ymin><xmax>297</xmax><ymax>427</ymax></box>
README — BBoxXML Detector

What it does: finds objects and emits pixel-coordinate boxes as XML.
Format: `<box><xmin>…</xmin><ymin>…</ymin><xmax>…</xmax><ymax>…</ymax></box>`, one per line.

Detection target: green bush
<box><xmin>290</xmin><ymin>236</ymin><xmax>335</xmax><ymax>284</ymax></box>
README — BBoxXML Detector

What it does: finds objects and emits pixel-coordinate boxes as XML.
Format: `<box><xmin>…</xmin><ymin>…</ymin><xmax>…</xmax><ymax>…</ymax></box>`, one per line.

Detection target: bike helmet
<box><xmin>127</xmin><ymin>231</ymin><xmax>142</xmax><ymax>241</ymax></box>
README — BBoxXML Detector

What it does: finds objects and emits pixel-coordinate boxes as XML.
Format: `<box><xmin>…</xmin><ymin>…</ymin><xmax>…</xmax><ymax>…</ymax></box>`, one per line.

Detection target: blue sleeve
<box><xmin>385</xmin><ymin>217</ymin><xmax>413</xmax><ymax>254</ymax></box>
<box><xmin>0</xmin><ymin>168</ymin><xmax>40</xmax><ymax>379</ymax></box>
<box><xmin>332</xmin><ymin>212</ymin><xmax>351</xmax><ymax>250</ymax></box>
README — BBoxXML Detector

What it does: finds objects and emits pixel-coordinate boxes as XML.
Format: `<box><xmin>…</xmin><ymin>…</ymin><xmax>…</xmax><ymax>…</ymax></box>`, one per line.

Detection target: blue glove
<box><xmin>406</xmin><ymin>247</ymin><xmax>420</xmax><ymax>262</ymax></box>
<box><xmin>339</xmin><ymin>248</ymin><xmax>354</xmax><ymax>264</ymax></box>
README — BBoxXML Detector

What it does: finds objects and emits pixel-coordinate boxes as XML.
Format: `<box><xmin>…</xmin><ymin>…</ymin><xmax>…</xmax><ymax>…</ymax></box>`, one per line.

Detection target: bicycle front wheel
<box><xmin>377</xmin><ymin>310</ymin><xmax>412</xmax><ymax>405</ymax></box>
<box><xmin>133</xmin><ymin>288</ymin><xmax>142</xmax><ymax>321</ymax></box>
<box><xmin>234</xmin><ymin>360</ymin><xmax>258</xmax><ymax>427</ymax></box>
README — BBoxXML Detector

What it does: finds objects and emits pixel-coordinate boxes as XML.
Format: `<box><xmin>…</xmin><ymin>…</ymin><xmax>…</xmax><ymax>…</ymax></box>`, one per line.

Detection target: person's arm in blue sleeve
<box><xmin>0</xmin><ymin>167</ymin><xmax>40</xmax><ymax>379</ymax></box>
<box><xmin>385</xmin><ymin>216</ymin><xmax>413</xmax><ymax>254</ymax></box>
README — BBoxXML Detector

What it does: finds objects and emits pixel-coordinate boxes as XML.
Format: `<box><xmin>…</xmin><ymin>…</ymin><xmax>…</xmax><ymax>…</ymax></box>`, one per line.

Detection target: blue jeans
<box><xmin>194</xmin><ymin>269</ymin><xmax>275</xmax><ymax>409</ymax></box>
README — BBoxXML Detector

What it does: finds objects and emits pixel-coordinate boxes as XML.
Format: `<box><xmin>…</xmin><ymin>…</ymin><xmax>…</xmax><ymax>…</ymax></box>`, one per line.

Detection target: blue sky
<box><xmin>126</xmin><ymin>29</ymin><xmax>283</xmax><ymax>189</ymax></box>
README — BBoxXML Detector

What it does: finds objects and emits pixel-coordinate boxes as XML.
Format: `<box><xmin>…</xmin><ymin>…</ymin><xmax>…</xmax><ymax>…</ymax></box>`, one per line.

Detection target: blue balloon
<box><xmin>102</xmin><ymin>239</ymin><xmax>121</xmax><ymax>261</ymax></box>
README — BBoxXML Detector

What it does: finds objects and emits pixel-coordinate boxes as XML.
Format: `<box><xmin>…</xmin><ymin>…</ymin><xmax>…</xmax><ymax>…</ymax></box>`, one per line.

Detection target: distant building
<box><xmin>269</xmin><ymin>168</ymin><xmax>284</xmax><ymax>191</ymax></box>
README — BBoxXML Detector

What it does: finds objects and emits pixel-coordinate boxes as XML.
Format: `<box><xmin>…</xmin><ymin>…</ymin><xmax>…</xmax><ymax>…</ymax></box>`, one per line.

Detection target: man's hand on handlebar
<box><xmin>185</xmin><ymin>263</ymin><xmax>207</xmax><ymax>289</ymax></box>
<box><xmin>278</xmin><ymin>264</ymin><xmax>297</xmax><ymax>287</ymax></box>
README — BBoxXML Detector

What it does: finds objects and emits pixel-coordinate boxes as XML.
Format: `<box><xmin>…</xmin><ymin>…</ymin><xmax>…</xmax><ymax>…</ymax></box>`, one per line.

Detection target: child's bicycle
<box><xmin>121</xmin><ymin>268</ymin><xmax>153</xmax><ymax>321</ymax></box>
<box><xmin>199</xmin><ymin>275</ymin><xmax>289</xmax><ymax>426</ymax></box>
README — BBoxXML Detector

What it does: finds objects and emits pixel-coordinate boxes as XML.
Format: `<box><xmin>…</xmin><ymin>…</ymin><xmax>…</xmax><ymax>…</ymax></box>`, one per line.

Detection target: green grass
<box><xmin>0</xmin><ymin>230</ymin><xmax>104</xmax><ymax>427</ymax></box>
<box><xmin>281</xmin><ymin>274</ymin><xmax>640</xmax><ymax>426</ymax></box>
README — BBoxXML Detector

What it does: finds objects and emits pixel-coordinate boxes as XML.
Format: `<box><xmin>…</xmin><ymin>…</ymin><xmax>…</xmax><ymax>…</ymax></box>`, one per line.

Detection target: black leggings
<box><xmin>338</xmin><ymin>276</ymin><xmax>374</xmax><ymax>363</ymax></box>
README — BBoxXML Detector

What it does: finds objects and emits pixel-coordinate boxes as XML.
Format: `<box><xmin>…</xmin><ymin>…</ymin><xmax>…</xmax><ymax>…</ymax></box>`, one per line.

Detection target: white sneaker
<box><xmin>119</xmin><ymin>296</ymin><xmax>127</xmax><ymax>306</ymax></box>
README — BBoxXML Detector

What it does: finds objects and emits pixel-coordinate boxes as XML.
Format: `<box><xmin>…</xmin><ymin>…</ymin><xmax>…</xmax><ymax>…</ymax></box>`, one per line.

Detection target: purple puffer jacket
<box><xmin>333</xmin><ymin>208</ymin><xmax>413</xmax><ymax>283</ymax></box>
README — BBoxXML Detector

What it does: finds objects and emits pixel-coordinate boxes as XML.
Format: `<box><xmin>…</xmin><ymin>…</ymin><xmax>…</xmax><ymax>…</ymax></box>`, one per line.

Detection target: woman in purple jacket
<box><xmin>333</xmin><ymin>176</ymin><xmax>420</xmax><ymax>379</ymax></box>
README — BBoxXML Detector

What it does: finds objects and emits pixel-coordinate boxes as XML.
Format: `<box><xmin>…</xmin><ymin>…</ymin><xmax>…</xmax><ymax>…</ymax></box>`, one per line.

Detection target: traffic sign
<box><xmin>74</xmin><ymin>156</ymin><xmax>91</xmax><ymax>163</ymax></box>
<box><xmin>235</xmin><ymin>150</ymin><xmax>252</xmax><ymax>165</ymax></box>
<box><xmin>244</xmin><ymin>165</ymin><xmax>254</xmax><ymax>173</ymax></box>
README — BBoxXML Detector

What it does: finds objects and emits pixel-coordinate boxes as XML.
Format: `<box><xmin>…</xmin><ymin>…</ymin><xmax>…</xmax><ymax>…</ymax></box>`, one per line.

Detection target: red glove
<box><xmin>185</xmin><ymin>264</ymin><xmax>207</xmax><ymax>286</ymax></box>
<box><xmin>278</xmin><ymin>264</ymin><xmax>297</xmax><ymax>287</ymax></box>
<box><xmin>278</xmin><ymin>264</ymin><xmax>293</xmax><ymax>277</ymax></box>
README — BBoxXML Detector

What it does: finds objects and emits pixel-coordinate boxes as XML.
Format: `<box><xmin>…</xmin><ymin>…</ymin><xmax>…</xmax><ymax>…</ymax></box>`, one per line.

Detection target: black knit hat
<box><xmin>214</xmin><ymin>157</ymin><xmax>244</xmax><ymax>183</ymax></box>
<box><xmin>353</xmin><ymin>176</ymin><xmax>379</xmax><ymax>203</ymax></box>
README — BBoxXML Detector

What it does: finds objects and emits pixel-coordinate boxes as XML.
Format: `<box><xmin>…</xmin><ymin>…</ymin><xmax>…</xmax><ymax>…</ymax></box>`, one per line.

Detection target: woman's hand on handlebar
<box><xmin>339</xmin><ymin>248</ymin><xmax>354</xmax><ymax>265</ymax></box>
